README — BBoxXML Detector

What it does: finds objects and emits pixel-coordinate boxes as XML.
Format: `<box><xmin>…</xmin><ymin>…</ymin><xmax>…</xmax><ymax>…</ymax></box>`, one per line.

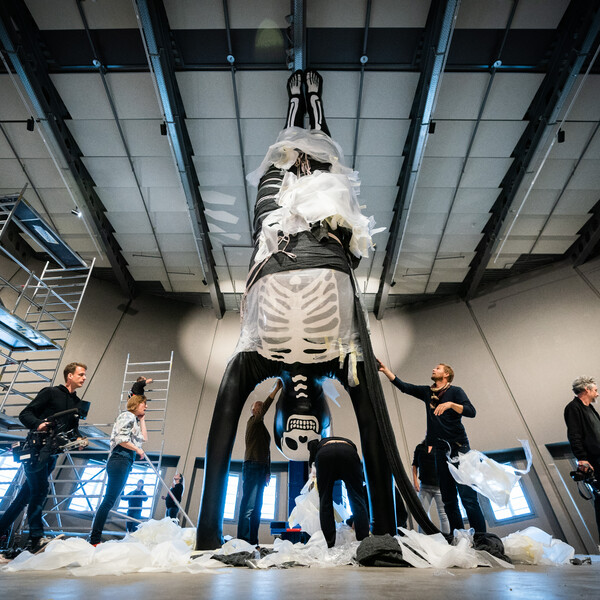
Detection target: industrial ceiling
<box><xmin>0</xmin><ymin>0</ymin><xmax>599</xmax><ymax>318</ymax></box>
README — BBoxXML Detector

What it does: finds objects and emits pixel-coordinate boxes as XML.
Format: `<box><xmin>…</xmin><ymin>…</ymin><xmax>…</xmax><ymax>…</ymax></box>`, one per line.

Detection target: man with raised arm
<box><xmin>378</xmin><ymin>360</ymin><xmax>486</xmax><ymax>535</ymax></box>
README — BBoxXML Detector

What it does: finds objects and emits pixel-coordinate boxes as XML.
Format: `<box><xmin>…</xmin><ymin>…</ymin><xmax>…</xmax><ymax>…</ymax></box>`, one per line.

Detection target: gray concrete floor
<box><xmin>1</xmin><ymin>558</ymin><xmax>598</xmax><ymax>600</ymax></box>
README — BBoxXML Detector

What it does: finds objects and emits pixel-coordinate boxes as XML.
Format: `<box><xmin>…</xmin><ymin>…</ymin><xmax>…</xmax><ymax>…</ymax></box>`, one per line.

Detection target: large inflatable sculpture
<box><xmin>196</xmin><ymin>71</ymin><xmax>438</xmax><ymax>550</ymax></box>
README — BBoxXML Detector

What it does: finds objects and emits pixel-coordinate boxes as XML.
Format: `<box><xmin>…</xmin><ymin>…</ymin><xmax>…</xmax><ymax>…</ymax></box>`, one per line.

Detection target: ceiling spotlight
<box><xmin>160</xmin><ymin>122</ymin><xmax>167</xmax><ymax>136</ymax></box>
<box><xmin>71</xmin><ymin>208</ymin><xmax>82</xmax><ymax>217</ymax></box>
<box><xmin>557</xmin><ymin>128</ymin><xmax>565</xmax><ymax>143</ymax></box>
<box><xmin>428</xmin><ymin>121</ymin><xmax>436</xmax><ymax>134</ymax></box>
<box><xmin>26</xmin><ymin>117</ymin><xmax>35</xmax><ymax>132</ymax></box>
<box><xmin>202</xmin><ymin>278</ymin><xmax>208</xmax><ymax>286</ymax></box>
<box><xmin>390</xmin><ymin>280</ymin><xmax>397</xmax><ymax>288</ymax></box>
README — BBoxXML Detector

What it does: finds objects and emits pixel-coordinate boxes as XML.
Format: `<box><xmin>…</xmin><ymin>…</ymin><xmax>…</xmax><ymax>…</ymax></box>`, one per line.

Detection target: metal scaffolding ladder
<box><xmin>23</xmin><ymin>352</ymin><xmax>176</xmax><ymax>541</ymax></box>
<box><xmin>0</xmin><ymin>192</ymin><xmax>94</xmax><ymax>546</ymax></box>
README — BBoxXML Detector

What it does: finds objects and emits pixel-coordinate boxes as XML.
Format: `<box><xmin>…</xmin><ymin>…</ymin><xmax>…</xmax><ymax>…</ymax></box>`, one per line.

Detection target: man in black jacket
<box><xmin>378</xmin><ymin>360</ymin><xmax>486</xmax><ymax>535</ymax></box>
<box><xmin>0</xmin><ymin>362</ymin><xmax>87</xmax><ymax>552</ymax></box>
<box><xmin>564</xmin><ymin>376</ymin><xmax>600</xmax><ymax>541</ymax></box>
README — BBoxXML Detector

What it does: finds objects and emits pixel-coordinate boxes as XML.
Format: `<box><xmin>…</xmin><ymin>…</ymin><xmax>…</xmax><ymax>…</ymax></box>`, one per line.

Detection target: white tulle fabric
<box><xmin>247</xmin><ymin>127</ymin><xmax>384</xmax><ymax>263</ymax></box>
<box><xmin>247</xmin><ymin>127</ymin><xmax>351</xmax><ymax>186</ymax></box>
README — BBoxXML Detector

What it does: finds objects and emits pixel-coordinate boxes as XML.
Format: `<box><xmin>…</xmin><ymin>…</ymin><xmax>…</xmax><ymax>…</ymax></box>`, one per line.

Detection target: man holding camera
<box><xmin>0</xmin><ymin>362</ymin><xmax>88</xmax><ymax>553</ymax></box>
<box><xmin>564</xmin><ymin>376</ymin><xmax>600</xmax><ymax>542</ymax></box>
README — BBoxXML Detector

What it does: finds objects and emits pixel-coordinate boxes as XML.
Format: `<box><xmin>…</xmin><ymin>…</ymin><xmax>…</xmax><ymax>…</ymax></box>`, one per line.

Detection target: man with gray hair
<box><xmin>564</xmin><ymin>376</ymin><xmax>600</xmax><ymax>541</ymax></box>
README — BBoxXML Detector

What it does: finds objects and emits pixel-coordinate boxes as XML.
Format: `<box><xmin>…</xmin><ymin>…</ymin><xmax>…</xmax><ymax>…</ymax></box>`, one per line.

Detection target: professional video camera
<box><xmin>570</xmin><ymin>464</ymin><xmax>600</xmax><ymax>496</ymax></box>
<box><xmin>11</xmin><ymin>407</ymin><xmax>89</xmax><ymax>464</ymax></box>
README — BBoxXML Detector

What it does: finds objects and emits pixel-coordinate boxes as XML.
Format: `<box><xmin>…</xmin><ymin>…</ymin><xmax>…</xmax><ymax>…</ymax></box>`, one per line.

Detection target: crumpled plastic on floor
<box><xmin>2</xmin><ymin>518</ymin><xmax>224</xmax><ymax>576</ymax></box>
<box><xmin>395</xmin><ymin>528</ymin><xmax>514</xmax><ymax>570</ymax></box>
<box><xmin>2</xmin><ymin>519</ymin><xmax>573</xmax><ymax>574</ymax></box>
<box><xmin>288</xmin><ymin>477</ymin><xmax>350</xmax><ymax>535</ymax></box>
<box><xmin>501</xmin><ymin>526</ymin><xmax>574</xmax><ymax>565</ymax></box>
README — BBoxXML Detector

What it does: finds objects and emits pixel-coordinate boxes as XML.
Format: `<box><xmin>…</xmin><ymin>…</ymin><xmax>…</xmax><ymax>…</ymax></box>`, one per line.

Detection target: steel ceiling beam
<box><xmin>568</xmin><ymin>199</ymin><xmax>600</xmax><ymax>267</ymax></box>
<box><xmin>460</xmin><ymin>0</ymin><xmax>600</xmax><ymax>300</ymax></box>
<box><xmin>0</xmin><ymin>0</ymin><xmax>136</xmax><ymax>298</ymax></box>
<box><xmin>135</xmin><ymin>0</ymin><xmax>225</xmax><ymax>318</ymax></box>
<box><xmin>374</xmin><ymin>0</ymin><xmax>460</xmax><ymax>319</ymax></box>
<box><xmin>291</xmin><ymin>0</ymin><xmax>306</xmax><ymax>71</ymax></box>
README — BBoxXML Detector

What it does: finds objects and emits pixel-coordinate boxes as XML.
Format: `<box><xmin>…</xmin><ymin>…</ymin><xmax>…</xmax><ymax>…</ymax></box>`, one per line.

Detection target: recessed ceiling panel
<box><xmin>192</xmin><ymin>156</ymin><xmax>245</xmax><ymax>187</ymax></box>
<box><xmin>361</xmin><ymin>73</ymin><xmax>420</xmax><ymax>120</ymax></box>
<box><xmin>419</xmin><ymin>157</ymin><xmax>463</xmax><ymax>188</ymax></box>
<box><xmin>0</xmin><ymin>126</ymin><xmax>51</xmax><ymax>160</ymax></box>
<box><xmin>51</xmin><ymin>74</ymin><xmax>113</xmax><ymax>119</ymax></box>
<box><xmin>481</xmin><ymin>74</ymin><xmax>545</xmax><ymax>120</ymax></box>
<box><xmin>104</xmin><ymin>74</ymin><xmax>163</xmax><ymax>120</ymax></box>
<box><xmin>434</xmin><ymin>73</ymin><xmax>491</xmax><ymax>120</ymax></box>
<box><xmin>177</xmin><ymin>72</ymin><xmax>237</xmax><ymax>118</ymax></box>
<box><xmin>470</xmin><ymin>121</ymin><xmax>528</xmax><ymax>158</ymax></box>
<box><xmin>82</xmin><ymin>157</ymin><xmax>137</xmax><ymax>188</ymax></box>
<box><xmin>66</xmin><ymin>120</ymin><xmax>124</xmax><ymax>157</ymax></box>
<box><xmin>165</xmin><ymin>0</ymin><xmax>225</xmax><ymax>29</ymax></box>
<box><xmin>96</xmin><ymin>187</ymin><xmax>148</xmax><ymax>213</ymax></box>
<box><xmin>461</xmin><ymin>157</ymin><xmax>513</xmax><ymax>188</ymax></box>
<box><xmin>188</xmin><ymin>119</ymin><xmax>241</xmax><ymax>156</ymax></box>
<box><xmin>356</xmin><ymin>119</ymin><xmax>409</xmax><ymax>156</ymax></box>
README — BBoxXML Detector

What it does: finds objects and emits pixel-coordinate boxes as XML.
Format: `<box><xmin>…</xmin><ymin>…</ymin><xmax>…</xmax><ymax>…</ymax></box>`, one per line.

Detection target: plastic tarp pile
<box><xmin>2</xmin><ymin>519</ymin><xmax>224</xmax><ymax>576</ymax></box>
<box><xmin>502</xmin><ymin>526</ymin><xmax>574</xmax><ymax>565</ymax></box>
<box><xmin>2</xmin><ymin>520</ymin><xmax>575</xmax><ymax>575</ymax></box>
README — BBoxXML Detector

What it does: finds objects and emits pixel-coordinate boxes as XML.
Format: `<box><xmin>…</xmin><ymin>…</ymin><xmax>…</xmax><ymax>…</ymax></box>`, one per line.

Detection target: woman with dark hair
<box><xmin>164</xmin><ymin>473</ymin><xmax>184</xmax><ymax>521</ymax></box>
<box><xmin>89</xmin><ymin>395</ymin><xmax>147</xmax><ymax>545</ymax></box>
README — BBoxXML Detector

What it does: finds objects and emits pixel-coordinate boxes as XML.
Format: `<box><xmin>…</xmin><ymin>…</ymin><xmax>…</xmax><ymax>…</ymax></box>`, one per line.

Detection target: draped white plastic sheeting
<box><xmin>1</xmin><ymin>518</ymin><xmax>574</xmax><ymax>574</ymax></box>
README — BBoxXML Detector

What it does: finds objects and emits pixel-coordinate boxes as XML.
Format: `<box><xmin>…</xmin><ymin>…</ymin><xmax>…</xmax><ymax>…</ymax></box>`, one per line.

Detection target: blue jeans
<box><xmin>90</xmin><ymin>451</ymin><xmax>133</xmax><ymax>544</ymax></box>
<box><xmin>237</xmin><ymin>461</ymin><xmax>269</xmax><ymax>545</ymax></box>
<box><xmin>0</xmin><ymin>456</ymin><xmax>57</xmax><ymax>540</ymax></box>
<box><xmin>435</xmin><ymin>443</ymin><xmax>486</xmax><ymax>533</ymax></box>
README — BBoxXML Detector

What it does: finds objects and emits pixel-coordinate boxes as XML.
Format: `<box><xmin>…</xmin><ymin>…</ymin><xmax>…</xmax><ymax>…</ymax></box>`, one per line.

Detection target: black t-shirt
<box><xmin>412</xmin><ymin>443</ymin><xmax>438</xmax><ymax>486</ymax></box>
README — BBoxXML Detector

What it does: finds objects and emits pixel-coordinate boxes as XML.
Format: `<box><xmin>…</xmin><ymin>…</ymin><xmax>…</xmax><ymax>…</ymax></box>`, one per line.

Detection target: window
<box><xmin>69</xmin><ymin>461</ymin><xmax>157</xmax><ymax>517</ymax></box>
<box><xmin>224</xmin><ymin>473</ymin><xmax>240</xmax><ymax>519</ymax></box>
<box><xmin>489</xmin><ymin>478</ymin><xmax>533</xmax><ymax>521</ymax></box>
<box><xmin>223</xmin><ymin>472</ymin><xmax>278</xmax><ymax>521</ymax></box>
<box><xmin>261</xmin><ymin>475</ymin><xmax>277</xmax><ymax>520</ymax></box>
<box><xmin>0</xmin><ymin>452</ymin><xmax>21</xmax><ymax>498</ymax></box>
<box><xmin>69</xmin><ymin>462</ymin><xmax>107</xmax><ymax>512</ymax></box>
<box><xmin>116</xmin><ymin>467</ymin><xmax>157</xmax><ymax>519</ymax></box>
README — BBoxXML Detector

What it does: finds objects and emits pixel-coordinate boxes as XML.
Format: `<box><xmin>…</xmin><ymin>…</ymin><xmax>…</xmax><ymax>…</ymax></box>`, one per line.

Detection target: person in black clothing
<box><xmin>237</xmin><ymin>379</ymin><xmax>282</xmax><ymax>544</ymax></box>
<box><xmin>378</xmin><ymin>360</ymin><xmax>486</xmax><ymax>534</ymax></box>
<box><xmin>412</xmin><ymin>439</ymin><xmax>450</xmax><ymax>534</ymax></box>
<box><xmin>128</xmin><ymin>376</ymin><xmax>153</xmax><ymax>399</ymax></box>
<box><xmin>164</xmin><ymin>473</ymin><xmax>184</xmax><ymax>521</ymax></box>
<box><xmin>564</xmin><ymin>376</ymin><xmax>600</xmax><ymax>541</ymax></box>
<box><xmin>0</xmin><ymin>362</ymin><xmax>87</xmax><ymax>552</ymax></box>
<box><xmin>125</xmin><ymin>479</ymin><xmax>148</xmax><ymax>532</ymax></box>
<box><xmin>307</xmin><ymin>437</ymin><xmax>369</xmax><ymax>548</ymax></box>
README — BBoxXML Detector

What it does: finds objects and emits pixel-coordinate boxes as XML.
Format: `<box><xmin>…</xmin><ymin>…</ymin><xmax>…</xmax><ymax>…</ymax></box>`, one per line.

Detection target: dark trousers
<box><xmin>90</xmin><ymin>452</ymin><xmax>133</xmax><ymax>544</ymax></box>
<box><xmin>315</xmin><ymin>442</ymin><xmax>369</xmax><ymax>548</ymax></box>
<box><xmin>435</xmin><ymin>443</ymin><xmax>486</xmax><ymax>533</ymax></box>
<box><xmin>166</xmin><ymin>506</ymin><xmax>180</xmax><ymax>520</ymax></box>
<box><xmin>0</xmin><ymin>456</ymin><xmax>57</xmax><ymax>540</ymax></box>
<box><xmin>126</xmin><ymin>510</ymin><xmax>142</xmax><ymax>532</ymax></box>
<box><xmin>237</xmin><ymin>460</ymin><xmax>268</xmax><ymax>545</ymax></box>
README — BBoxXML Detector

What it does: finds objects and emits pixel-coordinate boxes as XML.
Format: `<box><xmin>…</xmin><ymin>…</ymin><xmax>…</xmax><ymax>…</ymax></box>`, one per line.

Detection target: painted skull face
<box><xmin>273</xmin><ymin>374</ymin><xmax>331</xmax><ymax>461</ymax></box>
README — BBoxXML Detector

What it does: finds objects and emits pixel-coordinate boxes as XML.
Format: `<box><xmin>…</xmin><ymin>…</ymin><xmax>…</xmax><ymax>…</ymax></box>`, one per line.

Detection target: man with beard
<box><xmin>377</xmin><ymin>361</ymin><xmax>486</xmax><ymax>535</ymax></box>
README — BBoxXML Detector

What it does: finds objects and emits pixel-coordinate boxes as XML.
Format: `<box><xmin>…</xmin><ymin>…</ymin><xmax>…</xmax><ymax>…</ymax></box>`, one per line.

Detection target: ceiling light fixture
<box><xmin>26</xmin><ymin>117</ymin><xmax>35</xmax><ymax>131</ymax></box>
<box><xmin>557</xmin><ymin>128</ymin><xmax>565</xmax><ymax>143</ymax></box>
<box><xmin>71</xmin><ymin>208</ymin><xmax>82</xmax><ymax>217</ymax></box>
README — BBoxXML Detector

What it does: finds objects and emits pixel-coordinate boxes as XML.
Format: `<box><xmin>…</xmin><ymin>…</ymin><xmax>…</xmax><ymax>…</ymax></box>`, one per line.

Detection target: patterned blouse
<box><xmin>109</xmin><ymin>411</ymin><xmax>144</xmax><ymax>453</ymax></box>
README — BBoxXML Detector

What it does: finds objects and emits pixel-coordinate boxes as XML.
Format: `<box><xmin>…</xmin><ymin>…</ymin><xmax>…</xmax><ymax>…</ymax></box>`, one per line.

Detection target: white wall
<box><xmin>39</xmin><ymin>257</ymin><xmax>600</xmax><ymax>550</ymax></box>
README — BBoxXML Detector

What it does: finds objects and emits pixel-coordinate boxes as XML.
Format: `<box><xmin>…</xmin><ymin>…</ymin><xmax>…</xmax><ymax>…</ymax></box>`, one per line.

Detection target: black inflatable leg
<box><xmin>196</xmin><ymin>352</ymin><xmax>278</xmax><ymax>550</ymax></box>
<box><xmin>344</xmin><ymin>364</ymin><xmax>397</xmax><ymax>536</ymax></box>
